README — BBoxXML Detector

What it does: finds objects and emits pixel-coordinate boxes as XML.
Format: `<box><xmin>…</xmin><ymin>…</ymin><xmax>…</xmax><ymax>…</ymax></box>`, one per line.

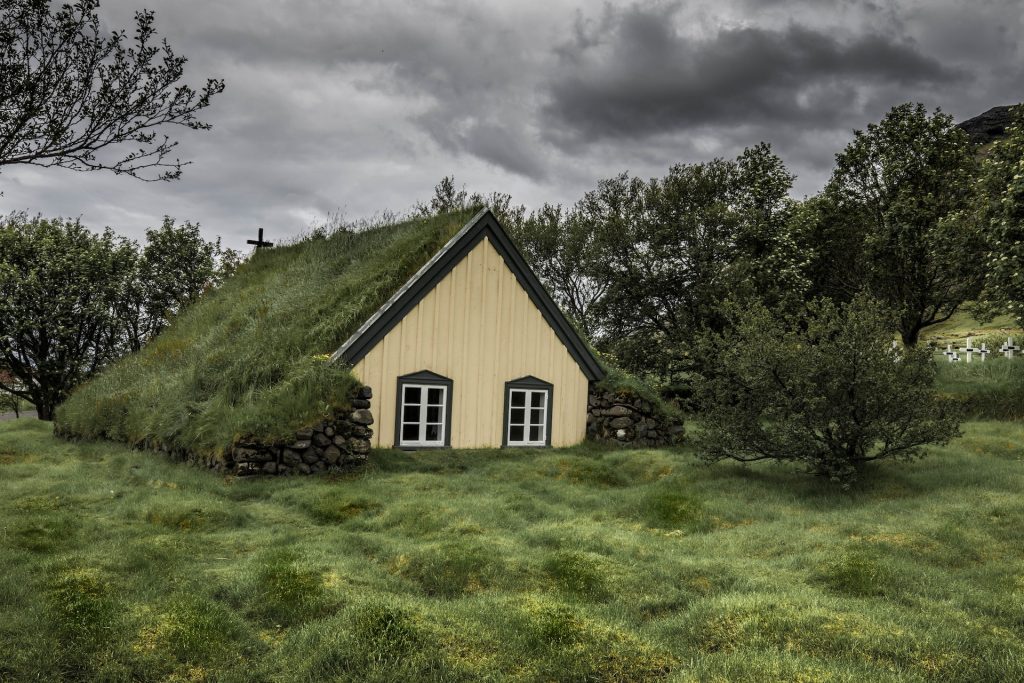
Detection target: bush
<box><xmin>695</xmin><ymin>295</ymin><xmax>962</xmax><ymax>487</ymax></box>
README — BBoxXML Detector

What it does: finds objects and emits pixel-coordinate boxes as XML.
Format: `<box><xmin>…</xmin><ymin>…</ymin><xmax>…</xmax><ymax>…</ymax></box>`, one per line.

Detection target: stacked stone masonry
<box><xmin>229</xmin><ymin>386</ymin><xmax>374</xmax><ymax>476</ymax></box>
<box><xmin>85</xmin><ymin>386</ymin><xmax>376</xmax><ymax>476</ymax></box>
<box><xmin>586</xmin><ymin>388</ymin><xmax>684</xmax><ymax>447</ymax></box>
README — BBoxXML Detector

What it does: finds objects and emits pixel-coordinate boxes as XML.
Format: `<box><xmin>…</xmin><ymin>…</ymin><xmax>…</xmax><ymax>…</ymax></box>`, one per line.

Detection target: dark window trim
<box><xmin>502</xmin><ymin>376</ymin><xmax>554</xmax><ymax>448</ymax></box>
<box><xmin>335</xmin><ymin>209</ymin><xmax>605</xmax><ymax>381</ymax></box>
<box><xmin>394</xmin><ymin>370</ymin><xmax>453</xmax><ymax>450</ymax></box>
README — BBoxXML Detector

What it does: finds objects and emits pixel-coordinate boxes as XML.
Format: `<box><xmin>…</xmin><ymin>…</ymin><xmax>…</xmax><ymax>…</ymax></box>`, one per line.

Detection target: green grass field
<box><xmin>2</xmin><ymin>420</ymin><xmax>1023</xmax><ymax>682</ymax></box>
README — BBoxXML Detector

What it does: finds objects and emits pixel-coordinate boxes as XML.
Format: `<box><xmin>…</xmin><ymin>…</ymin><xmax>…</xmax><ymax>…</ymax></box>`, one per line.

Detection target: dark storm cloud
<box><xmin>543</xmin><ymin>3</ymin><xmax>961</xmax><ymax>148</ymax></box>
<box><xmin>0</xmin><ymin>0</ymin><xmax>1019</xmax><ymax>248</ymax></box>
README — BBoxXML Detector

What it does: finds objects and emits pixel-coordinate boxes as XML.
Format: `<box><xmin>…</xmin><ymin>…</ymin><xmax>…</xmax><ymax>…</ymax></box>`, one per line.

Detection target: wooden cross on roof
<box><xmin>247</xmin><ymin>227</ymin><xmax>273</xmax><ymax>249</ymax></box>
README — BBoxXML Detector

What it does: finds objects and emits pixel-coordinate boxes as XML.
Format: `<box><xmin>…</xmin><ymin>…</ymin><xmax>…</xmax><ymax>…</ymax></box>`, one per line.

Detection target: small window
<box><xmin>504</xmin><ymin>377</ymin><xmax>553</xmax><ymax>447</ymax></box>
<box><xmin>395</xmin><ymin>371</ymin><xmax>452</xmax><ymax>449</ymax></box>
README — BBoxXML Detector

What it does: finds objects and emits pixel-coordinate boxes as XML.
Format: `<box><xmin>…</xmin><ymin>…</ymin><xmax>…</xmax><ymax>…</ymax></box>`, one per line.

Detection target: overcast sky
<box><xmin>1</xmin><ymin>0</ymin><xmax>1021</xmax><ymax>251</ymax></box>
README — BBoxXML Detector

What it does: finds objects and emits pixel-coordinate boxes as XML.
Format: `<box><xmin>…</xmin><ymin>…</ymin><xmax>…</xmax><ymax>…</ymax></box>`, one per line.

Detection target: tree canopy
<box><xmin>976</xmin><ymin>105</ymin><xmax>1024</xmax><ymax>326</ymax></box>
<box><xmin>825</xmin><ymin>103</ymin><xmax>984</xmax><ymax>345</ymax></box>
<box><xmin>0</xmin><ymin>214</ymin><xmax>236</xmax><ymax>419</ymax></box>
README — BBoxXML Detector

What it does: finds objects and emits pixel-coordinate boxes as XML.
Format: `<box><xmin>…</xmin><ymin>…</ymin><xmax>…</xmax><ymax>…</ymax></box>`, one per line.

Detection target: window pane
<box><xmin>531</xmin><ymin>408</ymin><xmax>544</xmax><ymax>426</ymax></box>
<box><xmin>403</xmin><ymin>405</ymin><xmax>419</xmax><ymax>423</ymax></box>
<box><xmin>426</xmin><ymin>405</ymin><xmax>441</xmax><ymax>423</ymax></box>
<box><xmin>404</xmin><ymin>386</ymin><xmax>421</xmax><ymax>404</ymax></box>
<box><xmin>425</xmin><ymin>424</ymin><xmax>440</xmax><ymax>442</ymax></box>
<box><xmin>511</xmin><ymin>390</ymin><xmax>525</xmax><ymax>407</ymax></box>
<box><xmin>510</xmin><ymin>407</ymin><xmax>525</xmax><ymax>425</ymax></box>
<box><xmin>402</xmin><ymin>423</ymin><xmax>418</xmax><ymax>441</ymax></box>
<box><xmin>529</xmin><ymin>426</ymin><xmax>542</xmax><ymax>442</ymax></box>
<box><xmin>427</xmin><ymin>387</ymin><xmax>444</xmax><ymax>405</ymax></box>
<box><xmin>531</xmin><ymin>391</ymin><xmax>545</xmax><ymax>408</ymax></box>
<box><xmin>510</xmin><ymin>425</ymin><xmax>524</xmax><ymax>442</ymax></box>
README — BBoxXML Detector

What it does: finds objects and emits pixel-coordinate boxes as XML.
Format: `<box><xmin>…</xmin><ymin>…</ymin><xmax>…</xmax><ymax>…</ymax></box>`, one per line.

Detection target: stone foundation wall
<box><xmin>229</xmin><ymin>386</ymin><xmax>374</xmax><ymax>476</ymax></box>
<box><xmin>586</xmin><ymin>388</ymin><xmax>683</xmax><ymax>447</ymax></box>
<box><xmin>61</xmin><ymin>386</ymin><xmax>376</xmax><ymax>476</ymax></box>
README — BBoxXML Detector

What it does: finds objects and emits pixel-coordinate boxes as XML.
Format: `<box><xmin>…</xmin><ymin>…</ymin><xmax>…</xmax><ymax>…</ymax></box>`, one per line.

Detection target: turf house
<box><xmin>57</xmin><ymin>209</ymin><xmax>681</xmax><ymax>475</ymax></box>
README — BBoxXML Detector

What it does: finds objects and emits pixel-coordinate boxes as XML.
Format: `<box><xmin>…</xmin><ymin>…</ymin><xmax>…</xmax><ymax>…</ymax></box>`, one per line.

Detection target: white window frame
<box><xmin>398</xmin><ymin>383</ymin><xmax>448</xmax><ymax>448</ymax></box>
<box><xmin>506</xmin><ymin>387</ymin><xmax>549</xmax><ymax>447</ymax></box>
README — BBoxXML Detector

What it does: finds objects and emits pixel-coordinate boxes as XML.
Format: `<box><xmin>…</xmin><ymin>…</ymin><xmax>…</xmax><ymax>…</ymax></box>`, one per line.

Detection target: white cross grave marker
<box><xmin>961</xmin><ymin>337</ymin><xmax>979</xmax><ymax>363</ymax></box>
<box><xmin>979</xmin><ymin>343</ymin><xmax>990</xmax><ymax>362</ymax></box>
<box><xmin>943</xmin><ymin>344</ymin><xmax>958</xmax><ymax>363</ymax></box>
<box><xmin>1001</xmin><ymin>337</ymin><xmax>1020</xmax><ymax>359</ymax></box>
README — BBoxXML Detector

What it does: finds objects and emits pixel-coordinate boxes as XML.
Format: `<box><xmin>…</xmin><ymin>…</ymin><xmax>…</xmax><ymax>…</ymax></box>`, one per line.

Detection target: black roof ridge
<box><xmin>331</xmin><ymin>208</ymin><xmax>605</xmax><ymax>381</ymax></box>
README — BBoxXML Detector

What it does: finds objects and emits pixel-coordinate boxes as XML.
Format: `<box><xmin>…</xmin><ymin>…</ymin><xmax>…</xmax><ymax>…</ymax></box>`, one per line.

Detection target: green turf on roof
<box><xmin>56</xmin><ymin>210</ymin><xmax>479</xmax><ymax>456</ymax></box>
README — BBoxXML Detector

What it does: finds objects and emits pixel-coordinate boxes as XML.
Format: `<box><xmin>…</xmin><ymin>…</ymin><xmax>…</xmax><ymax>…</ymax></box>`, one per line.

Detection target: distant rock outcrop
<box><xmin>958</xmin><ymin>105</ymin><xmax>1019</xmax><ymax>144</ymax></box>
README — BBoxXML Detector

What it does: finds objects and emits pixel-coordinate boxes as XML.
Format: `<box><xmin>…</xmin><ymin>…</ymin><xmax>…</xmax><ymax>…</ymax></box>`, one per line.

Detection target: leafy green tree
<box><xmin>415</xmin><ymin>176</ymin><xmax>526</xmax><ymax>228</ymax></box>
<box><xmin>0</xmin><ymin>0</ymin><xmax>224</xmax><ymax>180</ymax></box>
<box><xmin>0</xmin><ymin>215</ymin><xmax>136</xmax><ymax>419</ymax></box>
<box><xmin>827</xmin><ymin>103</ymin><xmax>983</xmax><ymax>346</ymax></box>
<box><xmin>694</xmin><ymin>294</ymin><xmax>961</xmax><ymax>487</ymax></box>
<box><xmin>591</xmin><ymin>144</ymin><xmax>804</xmax><ymax>385</ymax></box>
<box><xmin>975</xmin><ymin>105</ymin><xmax>1024</xmax><ymax>326</ymax></box>
<box><xmin>0</xmin><ymin>366</ymin><xmax>22</xmax><ymax>416</ymax></box>
<box><xmin>0</xmin><ymin>214</ymin><xmax>237</xmax><ymax>419</ymax></box>
<box><xmin>116</xmin><ymin>217</ymin><xmax>240</xmax><ymax>352</ymax></box>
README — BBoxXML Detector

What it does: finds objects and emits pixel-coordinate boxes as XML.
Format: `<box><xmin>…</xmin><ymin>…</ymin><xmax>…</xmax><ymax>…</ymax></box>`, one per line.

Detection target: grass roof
<box><xmin>56</xmin><ymin>210</ymin><xmax>479</xmax><ymax>457</ymax></box>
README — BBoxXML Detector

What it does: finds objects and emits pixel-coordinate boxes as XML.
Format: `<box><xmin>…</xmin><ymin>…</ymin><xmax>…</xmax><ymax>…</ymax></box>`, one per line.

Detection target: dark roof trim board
<box><xmin>331</xmin><ymin>208</ymin><xmax>605</xmax><ymax>381</ymax></box>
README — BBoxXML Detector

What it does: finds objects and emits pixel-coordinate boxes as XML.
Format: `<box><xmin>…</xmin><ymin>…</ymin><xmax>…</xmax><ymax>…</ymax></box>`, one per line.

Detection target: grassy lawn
<box><xmin>1</xmin><ymin>420</ymin><xmax>1023</xmax><ymax>682</ymax></box>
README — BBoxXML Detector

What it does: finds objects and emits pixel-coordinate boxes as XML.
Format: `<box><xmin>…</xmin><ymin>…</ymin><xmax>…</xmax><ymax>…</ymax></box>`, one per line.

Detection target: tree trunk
<box><xmin>900</xmin><ymin>327</ymin><xmax>920</xmax><ymax>347</ymax></box>
<box><xmin>35</xmin><ymin>403</ymin><xmax>53</xmax><ymax>421</ymax></box>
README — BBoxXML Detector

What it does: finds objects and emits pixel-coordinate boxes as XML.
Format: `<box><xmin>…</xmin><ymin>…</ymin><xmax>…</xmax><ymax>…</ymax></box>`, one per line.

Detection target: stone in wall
<box><xmin>586</xmin><ymin>388</ymin><xmax>683</xmax><ymax>448</ymax></box>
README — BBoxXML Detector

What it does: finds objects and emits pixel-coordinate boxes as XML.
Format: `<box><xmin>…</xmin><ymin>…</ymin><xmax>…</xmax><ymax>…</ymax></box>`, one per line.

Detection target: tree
<box><xmin>507</xmin><ymin>203</ymin><xmax>610</xmax><ymax>338</ymax></box>
<box><xmin>975</xmin><ymin>105</ymin><xmax>1024</xmax><ymax>326</ymax></box>
<box><xmin>588</xmin><ymin>144</ymin><xmax>803</xmax><ymax>386</ymax></box>
<box><xmin>694</xmin><ymin>294</ymin><xmax>961</xmax><ymax>487</ymax></box>
<box><xmin>415</xmin><ymin>175</ymin><xmax>526</xmax><ymax>228</ymax></box>
<box><xmin>0</xmin><ymin>0</ymin><xmax>224</xmax><ymax>181</ymax></box>
<box><xmin>116</xmin><ymin>217</ymin><xmax>239</xmax><ymax>352</ymax></box>
<box><xmin>0</xmin><ymin>214</ymin><xmax>236</xmax><ymax>419</ymax></box>
<box><xmin>0</xmin><ymin>215</ymin><xmax>136</xmax><ymax>419</ymax></box>
<box><xmin>827</xmin><ymin>103</ymin><xmax>984</xmax><ymax>346</ymax></box>
<box><xmin>0</xmin><ymin>366</ymin><xmax>22</xmax><ymax>416</ymax></box>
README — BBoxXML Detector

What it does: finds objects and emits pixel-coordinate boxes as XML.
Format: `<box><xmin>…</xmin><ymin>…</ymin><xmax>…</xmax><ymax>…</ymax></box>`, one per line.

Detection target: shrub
<box><xmin>695</xmin><ymin>294</ymin><xmax>963</xmax><ymax>487</ymax></box>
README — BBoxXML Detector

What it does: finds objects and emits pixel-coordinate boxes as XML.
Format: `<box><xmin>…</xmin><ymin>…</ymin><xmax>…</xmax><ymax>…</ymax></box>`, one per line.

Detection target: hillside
<box><xmin>56</xmin><ymin>210</ymin><xmax>479</xmax><ymax>458</ymax></box>
<box><xmin>957</xmin><ymin>104</ymin><xmax>1019</xmax><ymax>144</ymax></box>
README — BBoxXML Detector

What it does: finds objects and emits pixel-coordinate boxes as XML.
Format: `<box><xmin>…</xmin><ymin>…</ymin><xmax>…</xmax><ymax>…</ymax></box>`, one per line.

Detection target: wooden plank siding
<box><xmin>350</xmin><ymin>236</ymin><xmax>590</xmax><ymax>448</ymax></box>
